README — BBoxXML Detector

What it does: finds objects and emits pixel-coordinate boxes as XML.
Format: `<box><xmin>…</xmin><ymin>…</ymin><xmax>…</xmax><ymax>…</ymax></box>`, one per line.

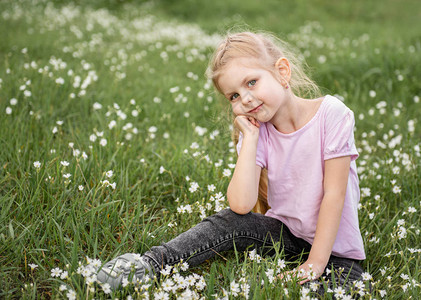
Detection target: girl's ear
<box><xmin>275</xmin><ymin>57</ymin><xmax>291</xmax><ymax>84</ymax></box>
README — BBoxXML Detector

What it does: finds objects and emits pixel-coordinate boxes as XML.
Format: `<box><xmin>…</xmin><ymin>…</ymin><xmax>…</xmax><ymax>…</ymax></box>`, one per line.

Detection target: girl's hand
<box><xmin>234</xmin><ymin>115</ymin><xmax>260</xmax><ymax>138</ymax></box>
<box><xmin>278</xmin><ymin>260</ymin><xmax>325</xmax><ymax>285</ymax></box>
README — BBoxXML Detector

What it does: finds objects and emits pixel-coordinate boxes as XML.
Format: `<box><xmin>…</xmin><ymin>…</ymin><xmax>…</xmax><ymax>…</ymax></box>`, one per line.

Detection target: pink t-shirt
<box><xmin>237</xmin><ymin>95</ymin><xmax>365</xmax><ymax>260</ymax></box>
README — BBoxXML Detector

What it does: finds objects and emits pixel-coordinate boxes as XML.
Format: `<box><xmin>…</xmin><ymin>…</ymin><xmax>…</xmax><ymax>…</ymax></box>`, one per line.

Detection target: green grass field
<box><xmin>1</xmin><ymin>0</ymin><xmax>420</xmax><ymax>298</ymax></box>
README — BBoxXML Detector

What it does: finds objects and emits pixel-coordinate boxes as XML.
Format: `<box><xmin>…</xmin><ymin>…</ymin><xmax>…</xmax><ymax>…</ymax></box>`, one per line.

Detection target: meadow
<box><xmin>0</xmin><ymin>0</ymin><xmax>420</xmax><ymax>298</ymax></box>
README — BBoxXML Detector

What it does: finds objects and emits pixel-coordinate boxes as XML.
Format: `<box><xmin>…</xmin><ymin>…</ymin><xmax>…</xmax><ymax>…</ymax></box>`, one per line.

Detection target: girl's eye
<box><xmin>248</xmin><ymin>80</ymin><xmax>256</xmax><ymax>87</ymax></box>
<box><xmin>230</xmin><ymin>93</ymin><xmax>239</xmax><ymax>101</ymax></box>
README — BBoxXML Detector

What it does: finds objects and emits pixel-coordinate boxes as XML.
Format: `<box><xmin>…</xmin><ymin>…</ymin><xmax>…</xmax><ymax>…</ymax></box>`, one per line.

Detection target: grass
<box><xmin>0</xmin><ymin>0</ymin><xmax>420</xmax><ymax>298</ymax></box>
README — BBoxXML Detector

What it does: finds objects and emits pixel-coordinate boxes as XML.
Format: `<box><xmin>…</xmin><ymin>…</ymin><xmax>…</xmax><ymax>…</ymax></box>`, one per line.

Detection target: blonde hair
<box><xmin>207</xmin><ymin>31</ymin><xmax>322</xmax><ymax>214</ymax></box>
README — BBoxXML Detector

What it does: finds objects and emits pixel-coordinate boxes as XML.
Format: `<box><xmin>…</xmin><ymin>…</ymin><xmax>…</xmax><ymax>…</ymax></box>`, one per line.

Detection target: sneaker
<box><xmin>97</xmin><ymin>253</ymin><xmax>154</xmax><ymax>290</ymax></box>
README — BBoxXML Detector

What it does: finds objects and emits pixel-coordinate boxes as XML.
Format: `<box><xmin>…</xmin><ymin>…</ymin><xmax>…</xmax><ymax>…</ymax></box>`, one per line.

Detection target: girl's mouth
<box><xmin>248</xmin><ymin>104</ymin><xmax>263</xmax><ymax>113</ymax></box>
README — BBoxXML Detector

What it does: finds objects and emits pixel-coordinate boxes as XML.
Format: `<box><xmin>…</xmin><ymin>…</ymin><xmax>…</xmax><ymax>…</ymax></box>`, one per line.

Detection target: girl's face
<box><xmin>217</xmin><ymin>57</ymin><xmax>289</xmax><ymax>123</ymax></box>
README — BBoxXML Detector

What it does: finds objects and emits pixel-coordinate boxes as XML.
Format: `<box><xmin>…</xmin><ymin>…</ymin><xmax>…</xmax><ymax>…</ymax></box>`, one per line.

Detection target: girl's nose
<box><xmin>241</xmin><ymin>91</ymin><xmax>253</xmax><ymax>105</ymax></box>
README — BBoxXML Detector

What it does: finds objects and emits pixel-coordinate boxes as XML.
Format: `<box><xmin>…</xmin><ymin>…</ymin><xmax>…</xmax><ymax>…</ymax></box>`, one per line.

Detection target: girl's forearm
<box><xmin>307</xmin><ymin>192</ymin><xmax>345</xmax><ymax>268</ymax></box>
<box><xmin>227</xmin><ymin>136</ymin><xmax>260</xmax><ymax>214</ymax></box>
<box><xmin>307</xmin><ymin>156</ymin><xmax>350</xmax><ymax>269</ymax></box>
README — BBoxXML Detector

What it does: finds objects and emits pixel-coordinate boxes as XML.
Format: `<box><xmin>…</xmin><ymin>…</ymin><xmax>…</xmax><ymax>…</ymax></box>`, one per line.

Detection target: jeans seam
<box><xmin>170</xmin><ymin>232</ymin><xmax>269</xmax><ymax>265</ymax></box>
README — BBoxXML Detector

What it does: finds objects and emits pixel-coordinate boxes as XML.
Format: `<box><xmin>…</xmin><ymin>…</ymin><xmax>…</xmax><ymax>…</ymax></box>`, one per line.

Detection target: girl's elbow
<box><xmin>229</xmin><ymin>204</ymin><xmax>251</xmax><ymax>215</ymax></box>
<box><xmin>227</xmin><ymin>196</ymin><xmax>253</xmax><ymax>215</ymax></box>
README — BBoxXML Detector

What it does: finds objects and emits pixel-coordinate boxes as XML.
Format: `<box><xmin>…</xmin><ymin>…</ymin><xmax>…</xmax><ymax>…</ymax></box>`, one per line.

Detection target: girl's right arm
<box><xmin>227</xmin><ymin>116</ymin><xmax>262</xmax><ymax>215</ymax></box>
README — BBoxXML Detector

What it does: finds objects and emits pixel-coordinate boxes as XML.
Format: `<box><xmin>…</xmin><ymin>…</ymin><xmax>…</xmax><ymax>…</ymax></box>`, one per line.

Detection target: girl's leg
<box><xmin>99</xmin><ymin>208</ymin><xmax>298</xmax><ymax>289</ymax></box>
<box><xmin>142</xmin><ymin>208</ymin><xmax>307</xmax><ymax>273</ymax></box>
<box><xmin>98</xmin><ymin>208</ymin><xmax>365</xmax><ymax>294</ymax></box>
<box><xmin>304</xmin><ymin>255</ymin><xmax>365</xmax><ymax>297</ymax></box>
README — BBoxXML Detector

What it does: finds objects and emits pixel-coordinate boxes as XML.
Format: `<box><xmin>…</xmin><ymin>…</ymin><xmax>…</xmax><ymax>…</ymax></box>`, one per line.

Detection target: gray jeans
<box><xmin>143</xmin><ymin>208</ymin><xmax>364</xmax><ymax>294</ymax></box>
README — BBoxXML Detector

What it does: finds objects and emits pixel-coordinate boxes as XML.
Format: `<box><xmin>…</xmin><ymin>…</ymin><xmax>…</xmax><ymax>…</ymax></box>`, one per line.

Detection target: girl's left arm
<box><xmin>297</xmin><ymin>155</ymin><xmax>351</xmax><ymax>283</ymax></box>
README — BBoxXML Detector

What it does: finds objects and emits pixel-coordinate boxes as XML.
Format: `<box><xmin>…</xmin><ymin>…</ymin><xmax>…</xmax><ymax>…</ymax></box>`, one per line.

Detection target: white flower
<box><xmin>159</xmin><ymin>166</ymin><xmax>165</xmax><ymax>174</ymax></box>
<box><xmin>117</xmin><ymin>110</ymin><xmax>127</xmax><ymax>120</ymax></box>
<box><xmin>318</xmin><ymin>55</ymin><xmax>327</xmax><ymax>64</ymax></box>
<box><xmin>310</xmin><ymin>281</ymin><xmax>319</xmax><ymax>292</ymax></box>
<box><xmin>398</xmin><ymin>226</ymin><xmax>407</xmax><ymax>239</ymax></box>
<box><xmin>154</xmin><ymin>291</ymin><xmax>169</xmax><ymax>300</ymax></box>
<box><xmin>148</xmin><ymin>126</ymin><xmax>157</xmax><ymax>133</ymax></box>
<box><xmin>210</xmin><ymin>130</ymin><xmax>220</xmax><ymax>140</ymax></box>
<box><xmin>189</xmin><ymin>181</ymin><xmax>199</xmax><ymax>193</ymax></box>
<box><xmin>265</xmin><ymin>269</ymin><xmax>275</xmax><ymax>283</ymax></box>
<box><xmin>230</xmin><ymin>280</ymin><xmax>240</xmax><ymax>296</ymax></box>
<box><xmin>121</xmin><ymin>277</ymin><xmax>129</xmax><ymax>287</ymax></box>
<box><xmin>63</xmin><ymin>173</ymin><xmax>71</xmax><ymax>179</ymax></box>
<box><xmin>100</xmin><ymin>138</ymin><xmax>107</xmax><ymax>147</ymax></box>
<box><xmin>131</xmin><ymin>110</ymin><xmax>139</xmax><ymax>117</ymax></box>
<box><xmin>207</xmin><ymin>184</ymin><xmax>216</xmax><ymax>192</ymax></box>
<box><xmin>222</xmin><ymin>169</ymin><xmax>232</xmax><ymax>177</ymax></box>
<box><xmin>29</xmin><ymin>263</ymin><xmax>38</xmax><ymax>270</ymax></box>
<box><xmin>10</xmin><ymin>98</ymin><xmax>18</xmax><ymax>105</ymax></box>
<box><xmin>302</xmin><ymin>287</ymin><xmax>312</xmax><ymax>298</ymax></box>
<box><xmin>102</xmin><ymin>283</ymin><xmax>111</xmax><ymax>294</ymax></box>
<box><xmin>59</xmin><ymin>284</ymin><xmax>67</xmax><ymax>291</ymax></box>
<box><xmin>51</xmin><ymin>267</ymin><xmax>62</xmax><ymax>277</ymax></box>
<box><xmin>196</xmin><ymin>277</ymin><xmax>206</xmax><ymax>291</ymax></box>
<box><xmin>108</xmin><ymin>120</ymin><xmax>117</xmax><ymax>129</ymax></box>
<box><xmin>78</xmin><ymin>185</ymin><xmax>84</xmax><ymax>191</ymax></box>
<box><xmin>277</xmin><ymin>259</ymin><xmax>286</xmax><ymax>269</ymax></box>
<box><xmin>177</xmin><ymin>204</ymin><xmax>192</xmax><ymax>214</ymax></box>
<box><xmin>369</xmin><ymin>90</ymin><xmax>376</xmax><ymax>98</ymax></box>
<box><xmin>60</xmin><ymin>161</ymin><xmax>69</xmax><ymax>167</ymax></box>
<box><xmin>248</xmin><ymin>249</ymin><xmax>261</xmax><ymax>262</ymax></box>
<box><xmin>392</xmin><ymin>185</ymin><xmax>401</xmax><ymax>194</ymax></box>
<box><xmin>66</xmin><ymin>289</ymin><xmax>76</xmax><ymax>300</ymax></box>
<box><xmin>408</xmin><ymin>206</ymin><xmax>417</xmax><ymax>213</ymax></box>
<box><xmin>89</xmin><ymin>134</ymin><xmax>97</xmax><ymax>142</ymax></box>
<box><xmin>93</xmin><ymin>102</ymin><xmax>102</xmax><ymax>110</ymax></box>
<box><xmin>106</xmin><ymin>170</ymin><xmax>113</xmax><ymax>178</ymax></box>
<box><xmin>190</xmin><ymin>142</ymin><xmax>199</xmax><ymax>149</ymax></box>
<box><xmin>162</xmin><ymin>279</ymin><xmax>175</xmax><ymax>292</ymax></box>
<box><xmin>194</xmin><ymin>126</ymin><xmax>207</xmax><ymax>136</ymax></box>
<box><xmin>180</xmin><ymin>262</ymin><xmax>189</xmax><ymax>271</ymax></box>
<box><xmin>5</xmin><ymin>107</ymin><xmax>12</xmax><ymax>115</ymax></box>
<box><xmin>56</xmin><ymin>77</ymin><xmax>64</xmax><ymax>84</ymax></box>
<box><xmin>81</xmin><ymin>152</ymin><xmax>88</xmax><ymax>160</ymax></box>
<box><xmin>169</xmin><ymin>86</ymin><xmax>179</xmax><ymax>93</ymax></box>
<box><xmin>334</xmin><ymin>286</ymin><xmax>346</xmax><ymax>298</ymax></box>
<box><xmin>361</xmin><ymin>272</ymin><xmax>372</xmax><ymax>281</ymax></box>
<box><xmin>361</xmin><ymin>187</ymin><xmax>371</xmax><ymax>197</ymax></box>
<box><xmin>33</xmin><ymin>161</ymin><xmax>41</xmax><ymax>169</ymax></box>
<box><xmin>60</xmin><ymin>271</ymin><xmax>68</xmax><ymax>279</ymax></box>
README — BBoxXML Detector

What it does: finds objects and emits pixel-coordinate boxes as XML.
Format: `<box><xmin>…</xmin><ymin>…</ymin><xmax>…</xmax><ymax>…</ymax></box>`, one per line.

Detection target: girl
<box><xmin>97</xmin><ymin>31</ymin><xmax>366</xmax><ymax>295</ymax></box>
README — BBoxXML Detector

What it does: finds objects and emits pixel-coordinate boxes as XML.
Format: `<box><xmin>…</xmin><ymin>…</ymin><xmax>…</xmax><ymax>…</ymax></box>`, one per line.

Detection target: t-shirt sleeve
<box><xmin>236</xmin><ymin>123</ymin><xmax>268</xmax><ymax>168</ymax></box>
<box><xmin>324</xmin><ymin>106</ymin><xmax>359</xmax><ymax>161</ymax></box>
